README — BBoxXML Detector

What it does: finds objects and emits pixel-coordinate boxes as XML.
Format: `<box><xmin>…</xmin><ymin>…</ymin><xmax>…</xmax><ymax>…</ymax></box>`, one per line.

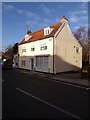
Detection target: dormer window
<box><xmin>25</xmin><ymin>34</ymin><xmax>32</xmax><ymax>41</ymax></box>
<box><xmin>45</xmin><ymin>29</ymin><xmax>49</xmax><ymax>34</ymax></box>
<box><xmin>44</xmin><ymin>27</ymin><xmax>50</xmax><ymax>35</ymax></box>
<box><xmin>25</xmin><ymin>34</ymin><xmax>30</xmax><ymax>41</ymax></box>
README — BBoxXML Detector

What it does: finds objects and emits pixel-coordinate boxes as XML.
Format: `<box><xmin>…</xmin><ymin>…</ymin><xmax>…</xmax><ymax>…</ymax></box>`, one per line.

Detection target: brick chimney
<box><xmin>60</xmin><ymin>16</ymin><xmax>68</xmax><ymax>24</ymax></box>
<box><xmin>26</xmin><ymin>26</ymin><xmax>31</xmax><ymax>35</ymax></box>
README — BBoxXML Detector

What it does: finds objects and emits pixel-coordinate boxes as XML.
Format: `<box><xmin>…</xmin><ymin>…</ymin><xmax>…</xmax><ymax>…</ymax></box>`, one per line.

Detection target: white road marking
<box><xmin>16</xmin><ymin>87</ymin><xmax>81</xmax><ymax>120</ymax></box>
<box><xmin>86</xmin><ymin>88</ymin><xmax>90</xmax><ymax>90</ymax></box>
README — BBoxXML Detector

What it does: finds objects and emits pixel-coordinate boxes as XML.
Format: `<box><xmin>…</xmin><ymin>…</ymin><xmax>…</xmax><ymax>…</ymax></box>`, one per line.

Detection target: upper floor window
<box><xmin>45</xmin><ymin>29</ymin><xmax>49</xmax><ymax>35</ymax></box>
<box><xmin>31</xmin><ymin>46</ymin><xmax>35</xmax><ymax>51</ymax></box>
<box><xmin>76</xmin><ymin>47</ymin><xmax>79</xmax><ymax>54</ymax></box>
<box><xmin>40</xmin><ymin>43</ymin><xmax>47</xmax><ymax>50</ymax></box>
<box><xmin>44</xmin><ymin>27</ymin><xmax>50</xmax><ymax>35</ymax></box>
<box><xmin>22</xmin><ymin>48</ymin><xmax>26</xmax><ymax>53</ymax></box>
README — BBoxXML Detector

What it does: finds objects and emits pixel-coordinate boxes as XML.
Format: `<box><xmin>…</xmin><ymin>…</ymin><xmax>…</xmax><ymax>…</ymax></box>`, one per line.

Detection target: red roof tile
<box><xmin>19</xmin><ymin>21</ymin><xmax>62</xmax><ymax>45</ymax></box>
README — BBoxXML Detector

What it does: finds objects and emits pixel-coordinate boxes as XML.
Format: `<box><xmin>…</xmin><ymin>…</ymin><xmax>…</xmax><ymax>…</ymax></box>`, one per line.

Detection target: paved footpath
<box><xmin>17</xmin><ymin>69</ymin><xmax>90</xmax><ymax>88</ymax></box>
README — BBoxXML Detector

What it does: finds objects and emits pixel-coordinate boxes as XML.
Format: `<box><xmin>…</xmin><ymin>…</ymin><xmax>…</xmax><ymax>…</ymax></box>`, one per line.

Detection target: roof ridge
<box><xmin>19</xmin><ymin>21</ymin><xmax>62</xmax><ymax>45</ymax></box>
<box><xmin>30</xmin><ymin>22</ymin><xmax>60</xmax><ymax>35</ymax></box>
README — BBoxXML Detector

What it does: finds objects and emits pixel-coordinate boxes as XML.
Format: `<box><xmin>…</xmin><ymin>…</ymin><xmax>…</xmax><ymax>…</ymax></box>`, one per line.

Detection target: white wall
<box><xmin>19</xmin><ymin>37</ymin><xmax>53</xmax><ymax>56</ymax></box>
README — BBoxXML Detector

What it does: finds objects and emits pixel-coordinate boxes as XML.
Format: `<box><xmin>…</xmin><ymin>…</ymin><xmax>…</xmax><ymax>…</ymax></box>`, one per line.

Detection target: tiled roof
<box><xmin>19</xmin><ymin>20</ymin><xmax>63</xmax><ymax>45</ymax></box>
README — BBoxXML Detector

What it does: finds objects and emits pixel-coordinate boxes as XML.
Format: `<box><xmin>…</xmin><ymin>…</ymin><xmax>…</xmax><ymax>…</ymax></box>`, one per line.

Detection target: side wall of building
<box><xmin>54</xmin><ymin>23</ymin><xmax>82</xmax><ymax>73</ymax></box>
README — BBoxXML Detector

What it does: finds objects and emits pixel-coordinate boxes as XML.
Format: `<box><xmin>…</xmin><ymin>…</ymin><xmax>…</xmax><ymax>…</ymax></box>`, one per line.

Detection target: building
<box><xmin>18</xmin><ymin>16</ymin><xmax>82</xmax><ymax>73</ymax></box>
<box><xmin>12</xmin><ymin>53</ymin><xmax>18</xmax><ymax>68</ymax></box>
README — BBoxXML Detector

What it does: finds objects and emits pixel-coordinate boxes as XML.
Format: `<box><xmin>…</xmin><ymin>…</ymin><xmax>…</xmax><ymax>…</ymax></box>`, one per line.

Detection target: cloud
<box><xmin>25</xmin><ymin>20</ymin><xmax>38</xmax><ymax>27</ymax></box>
<box><xmin>74</xmin><ymin>26</ymin><xmax>80</xmax><ymax>30</ymax></box>
<box><xmin>74</xmin><ymin>24</ymin><xmax>88</xmax><ymax>30</ymax></box>
<box><xmin>70</xmin><ymin>15</ymin><xmax>79</xmax><ymax>23</ymax></box>
<box><xmin>69</xmin><ymin>10</ymin><xmax>87</xmax><ymax>23</ymax></box>
<box><xmin>17</xmin><ymin>9</ymin><xmax>24</xmax><ymax>14</ymax></box>
<box><xmin>80</xmin><ymin>16</ymin><xmax>88</xmax><ymax>20</ymax></box>
<box><xmin>80</xmin><ymin>2</ymin><xmax>87</xmax><ymax>9</ymax></box>
<box><xmin>82</xmin><ymin>10</ymin><xmax>87</xmax><ymax>14</ymax></box>
<box><xmin>69</xmin><ymin>10</ymin><xmax>87</xmax><ymax>16</ymax></box>
<box><xmin>57</xmin><ymin>5</ymin><xmax>64</xmax><ymax>9</ymax></box>
<box><xmin>4</xmin><ymin>4</ymin><xmax>15</xmax><ymax>11</ymax></box>
<box><xmin>17</xmin><ymin>9</ymin><xmax>40</xmax><ymax>20</ymax></box>
<box><xmin>39</xmin><ymin>4</ymin><xmax>55</xmax><ymax>14</ymax></box>
<box><xmin>26</xmin><ymin>11</ymin><xmax>38</xmax><ymax>18</ymax></box>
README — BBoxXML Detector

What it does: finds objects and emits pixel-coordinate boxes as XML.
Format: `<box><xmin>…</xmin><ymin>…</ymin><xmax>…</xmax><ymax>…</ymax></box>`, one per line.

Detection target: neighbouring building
<box><xmin>12</xmin><ymin>53</ymin><xmax>18</xmax><ymax>68</ymax></box>
<box><xmin>18</xmin><ymin>16</ymin><xmax>82</xmax><ymax>73</ymax></box>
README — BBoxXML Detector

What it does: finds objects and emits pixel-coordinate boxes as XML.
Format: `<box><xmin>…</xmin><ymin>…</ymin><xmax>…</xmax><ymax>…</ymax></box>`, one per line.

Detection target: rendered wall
<box><xmin>18</xmin><ymin>37</ymin><xmax>54</xmax><ymax>73</ymax></box>
<box><xmin>54</xmin><ymin>23</ymin><xmax>82</xmax><ymax>73</ymax></box>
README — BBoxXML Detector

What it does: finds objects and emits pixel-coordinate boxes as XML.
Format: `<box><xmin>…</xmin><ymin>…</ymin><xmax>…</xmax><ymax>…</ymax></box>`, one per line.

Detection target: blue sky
<box><xmin>2</xmin><ymin>2</ymin><xmax>88</xmax><ymax>51</ymax></box>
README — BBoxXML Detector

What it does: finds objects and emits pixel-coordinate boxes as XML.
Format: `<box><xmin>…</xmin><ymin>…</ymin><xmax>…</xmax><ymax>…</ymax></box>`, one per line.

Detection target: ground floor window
<box><xmin>22</xmin><ymin>60</ymin><xmax>26</xmax><ymax>67</ymax></box>
<box><xmin>35</xmin><ymin>55</ymin><xmax>50</xmax><ymax>72</ymax></box>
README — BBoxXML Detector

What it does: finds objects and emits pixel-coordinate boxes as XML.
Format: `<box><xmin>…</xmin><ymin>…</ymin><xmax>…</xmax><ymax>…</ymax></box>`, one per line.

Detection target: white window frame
<box><xmin>76</xmin><ymin>47</ymin><xmax>79</xmax><ymax>54</ymax></box>
<box><xmin>31</xmin><ymin>45</ymin><xmax>35</xmax><ymax>51</ymax></box>
<box><xmin>40</xmin><ymin>43</ymin><xmax>47</xmax><ymax>50</ymax></box>
<box><xmin>22</xmin><ymin>60</ymin><xmax>26</xmax><ymax>67</ymax></box>
<box><xmin>22</xmin><ymin>48</ymin><xmax>26</xmax><ymax>53</ymax></box>
<box><xmin>44</xmin><ymin>27</ymin><xmax>50</xmax><ymax>35</ymax></box>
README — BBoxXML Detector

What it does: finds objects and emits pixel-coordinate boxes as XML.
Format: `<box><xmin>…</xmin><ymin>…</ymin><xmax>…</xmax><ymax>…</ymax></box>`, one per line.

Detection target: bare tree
<box><xmin>74</xmin><ymin>26</ymin><xmax>88</xmax><ymax>63</ymax></box>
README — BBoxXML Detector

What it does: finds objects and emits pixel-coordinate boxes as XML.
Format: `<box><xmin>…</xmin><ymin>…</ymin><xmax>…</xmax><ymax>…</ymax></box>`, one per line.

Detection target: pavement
<box><xmin>16</xmin><ymin>68</ymin><xmax>90</xmax><ymax>88</ymax></box>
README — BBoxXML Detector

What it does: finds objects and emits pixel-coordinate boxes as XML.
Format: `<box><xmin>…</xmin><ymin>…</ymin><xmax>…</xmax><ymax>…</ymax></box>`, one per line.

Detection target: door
<box><xmin>31</xmin><ymin>58</ymin><xmax>34</xmax><ymax>71</ymax></box>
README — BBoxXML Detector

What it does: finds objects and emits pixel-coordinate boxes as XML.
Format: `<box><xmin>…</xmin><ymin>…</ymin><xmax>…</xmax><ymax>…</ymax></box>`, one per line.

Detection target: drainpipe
<box><xmin>53</xmin><ymin>37</ymin><xmax>54</xmax><ymax>74</ymax></box>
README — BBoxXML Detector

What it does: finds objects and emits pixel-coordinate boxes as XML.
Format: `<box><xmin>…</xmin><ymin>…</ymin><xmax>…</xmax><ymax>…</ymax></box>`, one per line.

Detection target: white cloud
<box><xmin>74</xmin><ymin>26</ymin><xmax>80</xmax><ymax>30</ymax></box>
<box><xmin>69</xmin><ymin>10</ymin><xmax>88</xmax><ymax>23</ymax></box>
<box><xmin>39</xmin><ymin>4</ymin><xmax>55</xmax><ymax>14</ymax></box>
<box><xmin>80</xmin><ymin>16</ymin><xmax>88</xmax><ymax>20</ymax></box>
<box><xmin>4</xmin><ymin>4</ymin><xmax>15</xmax><ymax>11</ymax></box>
<box><xmin>70</xmin><ymin>15</ymin><xmax>79</xmax><ymax>23</ymax></box>
<box><xmin>57</xmin><ymin>5</ymin><xmax>64</xmax><ymax>9</ymax></box>
<box><xmin>69</xmin><ymin>10</ymin><xmax>87</xmax><ymax>16</ymax></box>
<box><xmin>17</xmin><ymin>9</ymin><xmax>24</xmax><ymax>14</ymax></box>
<box><xmin>80</xmin><ymin>2</ymin><xmax>87</xmax><ymax>9</ymax></box>
<box><xmin>26</xmin><ymin>11</ymin><xmax>37</xmax><ymax>18</ymax></box>
<box><xmin>74</xmin><ymin>24</ymin><xmax>88</xmax><ymax>30</ymax></box>
<box><xmin>16</xmin><ymin>9</ymin><xmax>40</xmax><ymax>21</ymax></box>
<box><xmin>25</xmin><ymin>20</ymin><xmax>38</xmax><ymax>27</ymax></box>
<box><xmin>82</xmin><ymin>10</ymin><xmax>87</xmax><ymax>14</ymax></box>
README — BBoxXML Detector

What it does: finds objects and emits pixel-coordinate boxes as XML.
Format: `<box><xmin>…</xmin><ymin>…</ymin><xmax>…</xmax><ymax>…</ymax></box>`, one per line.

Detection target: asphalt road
<box><xmin>2</xmin><ymin>69</ymin><xmax>89</xmax><ymax>119</ymax></box>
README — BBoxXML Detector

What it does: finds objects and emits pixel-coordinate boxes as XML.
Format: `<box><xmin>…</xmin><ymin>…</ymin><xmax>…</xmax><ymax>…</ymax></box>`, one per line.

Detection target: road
<box><xmin>2</xmin><ymin>69</ymin><xmax>89</xmax><ymax>119</ymax></box>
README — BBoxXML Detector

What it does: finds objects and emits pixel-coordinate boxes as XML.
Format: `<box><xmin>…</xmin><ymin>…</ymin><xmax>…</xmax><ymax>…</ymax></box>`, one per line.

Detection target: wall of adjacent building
<box><xmin>54</xmin><ymin>23</ymin><xmax>82</xmax><ymax>73</ymax></box>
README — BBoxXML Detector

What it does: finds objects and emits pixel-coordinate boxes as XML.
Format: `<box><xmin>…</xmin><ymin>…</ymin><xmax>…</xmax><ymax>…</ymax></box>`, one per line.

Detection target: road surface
<box><xmin>2</xmin><ymin>69</ymin><xmax>89</xmax><ymax>119</ymax></box>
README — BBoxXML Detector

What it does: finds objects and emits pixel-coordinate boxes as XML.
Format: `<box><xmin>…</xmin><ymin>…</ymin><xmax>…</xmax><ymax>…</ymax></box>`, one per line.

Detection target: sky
<box><xmin>2</xmin><ymin>2</ymin><xmax>88</xmax><ymax>51</ymax></box>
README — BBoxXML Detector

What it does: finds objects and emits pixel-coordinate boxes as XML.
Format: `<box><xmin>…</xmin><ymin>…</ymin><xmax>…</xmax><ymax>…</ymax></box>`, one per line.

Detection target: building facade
<box><xmin>12</xmin><ymin>53</ymin><xmax>18</xmax><ymax>68</ymax></box>
<box><xmin>18</xmin><ymin>16</ymin><xmax>82</xmax><ymax>73</ymax></box>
